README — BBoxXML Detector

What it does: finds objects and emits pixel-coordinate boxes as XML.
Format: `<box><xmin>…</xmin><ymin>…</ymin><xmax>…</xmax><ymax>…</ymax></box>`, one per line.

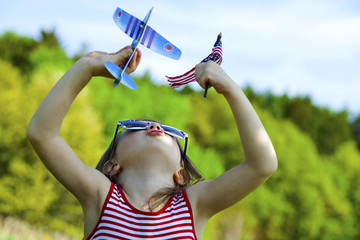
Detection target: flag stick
<box><xmin>204</xmin><ymin>82</ymin><xmax>210</xmax><ymax>98</ymax></box>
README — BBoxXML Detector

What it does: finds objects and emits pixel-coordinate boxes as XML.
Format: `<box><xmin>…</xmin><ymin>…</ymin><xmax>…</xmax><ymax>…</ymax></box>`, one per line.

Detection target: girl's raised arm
<box><xmin>190</xmin><ymin>61</ymin><xmax>278</xmax><ymax>220</ymax></box>
<box><xmin>26</xmin><ymin>47</ymin><xmax>141</xmax><ymax>206</ymax></box>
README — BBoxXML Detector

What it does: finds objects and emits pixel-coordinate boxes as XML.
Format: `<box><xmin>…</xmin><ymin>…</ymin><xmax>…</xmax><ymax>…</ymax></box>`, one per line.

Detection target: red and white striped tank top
<box><xmin>86</xmin><ymin>183</ymin><xmax>197</xmax><ymax>240</ymax></box>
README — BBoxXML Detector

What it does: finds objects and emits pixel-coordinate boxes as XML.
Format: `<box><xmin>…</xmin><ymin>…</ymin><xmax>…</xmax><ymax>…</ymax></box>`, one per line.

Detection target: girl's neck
<box><xmin>116</xmin><ymin>167</ymin><xmax>174</xmax><ymax>211</ymax></box>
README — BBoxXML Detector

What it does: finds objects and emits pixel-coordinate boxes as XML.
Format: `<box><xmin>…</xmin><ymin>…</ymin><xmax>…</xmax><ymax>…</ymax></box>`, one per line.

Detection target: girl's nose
<box><xmin>147</xmin><ymin>122</ymin><xmax>162</xmax><ymax>131</ymax></box>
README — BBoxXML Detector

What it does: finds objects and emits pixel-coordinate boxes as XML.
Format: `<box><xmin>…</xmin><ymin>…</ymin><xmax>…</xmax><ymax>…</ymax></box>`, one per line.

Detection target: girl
<box><xmin>27</xmin><ymin>46</ymin><xmax>277</xmax><ymax>239</ymax></box>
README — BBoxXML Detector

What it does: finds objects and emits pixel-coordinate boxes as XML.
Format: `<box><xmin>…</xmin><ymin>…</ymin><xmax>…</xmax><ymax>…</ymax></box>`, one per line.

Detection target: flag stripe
<box><xmin>167</xmin><ymin>34</ymin><xmax>223</xmax><ymax>88</ymax></box>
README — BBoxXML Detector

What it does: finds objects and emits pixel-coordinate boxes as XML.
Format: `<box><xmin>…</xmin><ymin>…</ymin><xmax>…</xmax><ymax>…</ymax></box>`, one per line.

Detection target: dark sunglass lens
<box><xmin>123</xmin><ymin>121</ymin><xmax>149</xmax><ymax>128</ymax></box>
<box><xmin>162</xmin><ymin>126</ymin><xmax>184</xmax><ymax>138</ymax></box>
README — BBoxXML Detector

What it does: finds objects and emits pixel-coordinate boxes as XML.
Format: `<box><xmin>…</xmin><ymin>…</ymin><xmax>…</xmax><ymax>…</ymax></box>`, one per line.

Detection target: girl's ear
<box><xmin>102</xmin><ymin>160</ymin><xmax>122</xmax><ymax>177</ymax></box>
<box><xmin>173</xmin><ymin>168</ymin><xmax>188</xmax><ymax>186</ymax></box>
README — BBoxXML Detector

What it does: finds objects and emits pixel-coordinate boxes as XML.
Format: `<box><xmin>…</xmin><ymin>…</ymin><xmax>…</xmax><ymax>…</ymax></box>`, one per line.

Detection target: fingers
<box><xmin>110</xmin><ymin>45</ymin><xmax>132</xmax><ymax>55</ymax></box>
<box><xmin>110</xmin><ymin>46</ymin><xmax>132</xmax><ymax>65</ymax></box>
<box><xmin>195</xmin><ymin>62</ymin><xmax>213</xmax><ymax>89</ymax></box>
<box><xmin>125</xmin><ymin>48</ymin><xmax>142</xmax><ymax>74</ymax></box>
<box><xmin>109</xmin><ymin>47</ymin><xmax>141</xmax><ymax>74</ymax></box>
<box><xmin>88</xmin><ymin>46</ymin><xmax>141</xmax><ymax>78</ymax></box>
<box><xmin>195</xmin><ymin>61</ymin><xmax>235</xmax><ymax>95</ymax></box>
<box><xmin>118</xmin><ymin>46</ymin><xmax>133</xmax><ymax>61</ymax></box>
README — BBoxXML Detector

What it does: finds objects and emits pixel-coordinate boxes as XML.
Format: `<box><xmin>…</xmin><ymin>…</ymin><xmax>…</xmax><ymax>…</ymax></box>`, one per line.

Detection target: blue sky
<box><xmin>2</xmin><ymin>0</ymin><xmax>360</xmax><ymax>115</ymax></box>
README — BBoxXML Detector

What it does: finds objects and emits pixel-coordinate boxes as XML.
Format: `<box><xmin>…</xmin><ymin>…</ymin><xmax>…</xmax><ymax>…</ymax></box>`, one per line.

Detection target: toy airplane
<box><xmin>105</xmin><ymin>7</ymin><xmax>182</xmax><ymax>89</ymax></box>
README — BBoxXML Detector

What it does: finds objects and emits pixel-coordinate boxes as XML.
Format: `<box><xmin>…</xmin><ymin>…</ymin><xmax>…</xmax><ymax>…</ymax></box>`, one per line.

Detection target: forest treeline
<box><xmin>1</xmin><ymin>30</ymin><xmax>360</xmax><ymax>240</ymax></box>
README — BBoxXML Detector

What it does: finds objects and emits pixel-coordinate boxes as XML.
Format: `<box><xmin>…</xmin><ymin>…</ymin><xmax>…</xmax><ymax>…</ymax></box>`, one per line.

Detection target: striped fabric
<box><xmin>86</xmin><ymin>183</ymin><xmax>197</xmax><ymax>240</ymax></box>
<box><xmin>166</xmin><ymin>33</ymin><xmax>223</xmax><ymax>88</ymax></box>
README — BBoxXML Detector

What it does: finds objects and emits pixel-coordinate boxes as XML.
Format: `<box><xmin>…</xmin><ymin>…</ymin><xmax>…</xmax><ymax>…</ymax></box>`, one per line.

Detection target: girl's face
<box><xmin>114</xmin><ymin>122</ymin><xmax>182</xmax><ymax>171</ymax></box>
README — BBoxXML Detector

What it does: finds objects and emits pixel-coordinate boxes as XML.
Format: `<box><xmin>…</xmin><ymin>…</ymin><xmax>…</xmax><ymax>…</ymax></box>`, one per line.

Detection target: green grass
<box><xmin>0</xmin><ymin>236</ymin><xmax>22</xmax><ymax>240</ymax></box>
<box><xmin>0</xmin><ymin>217</ymin><xmax>76</xmax><ymax>240</ymax></box>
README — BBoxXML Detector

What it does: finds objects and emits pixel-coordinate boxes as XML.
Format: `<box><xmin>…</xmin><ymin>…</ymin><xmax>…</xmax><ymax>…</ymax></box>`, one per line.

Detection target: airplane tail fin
<box><xmin>120</xmin><ymin>71</ymin><xmax>137</xmax><ymax>90</ymax></box>
<box><xmin>104</xmin><ymin>61</ymin><xmax>137</xmax><ymax>90</ymax></box>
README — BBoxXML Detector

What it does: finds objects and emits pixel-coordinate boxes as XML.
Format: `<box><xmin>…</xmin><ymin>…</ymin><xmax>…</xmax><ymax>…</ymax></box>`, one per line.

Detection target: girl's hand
<box><xmin>85</xmin><ymin>46</ymin><xmax>142</xmax><ymax>78</ymax></box>
<box><xmin>195</xmin><ymin>61</ymin><xmax>237</xmax><ymax>95</ymax></box>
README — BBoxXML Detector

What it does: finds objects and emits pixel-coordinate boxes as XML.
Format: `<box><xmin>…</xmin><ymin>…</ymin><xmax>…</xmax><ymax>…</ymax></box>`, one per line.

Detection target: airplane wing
<box><xmin>113</xmin><ymin>8</ymin><xmax>181</xmax><ymax>60</ymax></box>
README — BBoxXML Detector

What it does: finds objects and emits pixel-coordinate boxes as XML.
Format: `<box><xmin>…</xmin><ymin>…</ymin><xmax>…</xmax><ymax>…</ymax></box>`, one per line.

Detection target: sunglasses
<box><xmin>109</xmin><ymin>120</ymin><xmax>188</xmax><ymax>163</ymax></box>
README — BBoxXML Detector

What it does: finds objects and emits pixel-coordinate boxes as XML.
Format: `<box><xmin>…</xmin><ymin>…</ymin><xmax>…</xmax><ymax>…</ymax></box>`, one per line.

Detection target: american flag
<box><xmin>166</xmin><ymin>33</ymin><xmax>223</xmax><ymax>88</ymax></box>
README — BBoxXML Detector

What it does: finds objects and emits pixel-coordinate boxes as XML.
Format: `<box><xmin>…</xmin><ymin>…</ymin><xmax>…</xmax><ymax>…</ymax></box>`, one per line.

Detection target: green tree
<box><xmin>239</xmin><ymin>108</ymin><xmax>358</xmax><ymax>239</ymax></box>
<box><xmin>38</xmin><ymin>29</ymin><xmax>62</xmax><ymax>49</ymax></box>
<box><xmin>186</xmin><ymin>91</ymin><xmax>242</xmax><ymax>170</ymax></box>
<box><xmin>29</xmin><ymin>45</ymin><xmax>73</xmax><ymax>71</ymax></box>
<box><xmin>352</xmin><ymin>115</ymin><xmax>360</xmax><ymax>150</ymax></box>
<box><xmin>245</xmin><ymin>87</ymin><xmax>353</xmax><ymax>155</ymax></box>
<box><xmin>0</xmin><ymin>32</ymin><xmax>37</xmax><ymax>75</ymax></box>
<box><xmin>0</xmin><ymin>60</ymin><xmax>29</xmax><ymax>175</ymax></box>
<box><xmin>0</xmin><ymin>29</ymin><xmax>66</xmax><ymax>78</ymax></box>
<box><xmin>0</xmin><ymin>58</ymin><xmax>105</xmax><ymax>237</ymax></box>
<box><xmin>0</xmin><ymin>59</ymin><xmax>60</xmax><ymax>231</ymax></box>
<box><xmin>330</xmin><ymin>142</ymin><xmax>360</xmax><ymax>239</ymax></box>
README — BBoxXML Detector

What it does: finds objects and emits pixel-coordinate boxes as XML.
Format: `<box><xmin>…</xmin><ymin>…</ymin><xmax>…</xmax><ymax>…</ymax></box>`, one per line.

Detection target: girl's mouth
<box><xmin>147</xmin><ymin>130</ymin><xmax>164</xmax><ymax>136</ymax></box>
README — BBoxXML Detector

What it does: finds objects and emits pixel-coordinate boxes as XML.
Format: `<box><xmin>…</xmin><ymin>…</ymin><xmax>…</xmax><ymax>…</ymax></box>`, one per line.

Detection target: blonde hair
<box><xmin>96</xmin><ymin>117</ymin><xmax>204</xmax><ymax>211</ymax></box>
